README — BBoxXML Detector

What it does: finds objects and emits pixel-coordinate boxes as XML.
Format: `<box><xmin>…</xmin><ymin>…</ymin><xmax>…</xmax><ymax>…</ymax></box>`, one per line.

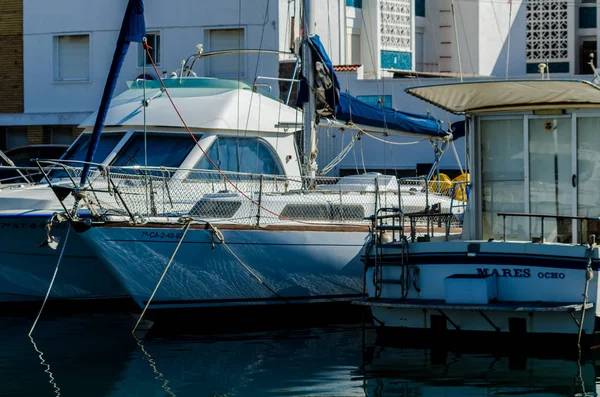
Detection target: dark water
<box><xmin>1</xmin><ymin>311</ymin><xmax>599</xmax><ymax>397</ymax></box>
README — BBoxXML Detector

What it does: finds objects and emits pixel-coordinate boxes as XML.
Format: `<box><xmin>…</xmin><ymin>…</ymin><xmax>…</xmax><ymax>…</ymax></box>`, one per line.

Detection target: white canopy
<box><xmin>80</xmin><ymin>83</ymin><xmax>300</xmax><ymax>135</ymax></box>
<box><xmin>404</xmin><ymin>80</ymin><xmax>600</xmax><ymax>114</ymax></box>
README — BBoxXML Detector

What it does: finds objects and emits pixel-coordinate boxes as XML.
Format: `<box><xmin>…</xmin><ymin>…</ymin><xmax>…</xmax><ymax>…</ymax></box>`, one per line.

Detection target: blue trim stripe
<box><xmin>346</xmin><ymin>0</ymin><xmax>362</xmax><ymax>8</ymax></box>
<box><xmin>364</xmin><ymin>252</ymin><xmax>599</xmax><ymax>271</ymax></box>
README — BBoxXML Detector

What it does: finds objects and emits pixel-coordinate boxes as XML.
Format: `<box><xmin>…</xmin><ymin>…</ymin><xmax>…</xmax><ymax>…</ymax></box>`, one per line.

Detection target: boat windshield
<box><xmin>192</xmin><ymin>136</ymin><xmax>284</xmax><ymax>178</ymax></box>
<box><xmin>47</xmin><ymin>132</ymin><xmax>125</xmax><ymax>180</ymax></box>
<box><xmin>109</xmin><ymin>132</ymin><xmax>200</xmax><ymax>173</ymax></box>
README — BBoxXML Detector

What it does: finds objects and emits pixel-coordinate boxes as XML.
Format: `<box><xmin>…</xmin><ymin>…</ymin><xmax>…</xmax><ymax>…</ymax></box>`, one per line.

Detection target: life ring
<box><xmin>136</xmin><ymin>73</ymin><xmax>154</xmax><ymax>80</ymax></box>
<box><xmin>452</xmin><ymin>173</ymin><xmax>471</xmax><ymax>201</ymax></box>
<box><xmin>428</xmin><ymin>173</ymin><xmax>452</xmax><ymax>195</ymax></box>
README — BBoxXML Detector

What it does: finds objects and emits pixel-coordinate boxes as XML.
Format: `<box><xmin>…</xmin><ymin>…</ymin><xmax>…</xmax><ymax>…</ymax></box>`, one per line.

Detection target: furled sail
<box><xmin>297</xmin><ymin>35</ymin><xmax>462</xmax><ymax>140</ymax></box>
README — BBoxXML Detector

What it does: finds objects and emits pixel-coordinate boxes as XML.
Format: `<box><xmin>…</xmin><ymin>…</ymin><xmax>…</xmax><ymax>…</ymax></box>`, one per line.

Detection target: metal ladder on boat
<box><xmin>368</xmin><ymin>208</ymin><xmax>411</xmax><ymax>299</ymax></box>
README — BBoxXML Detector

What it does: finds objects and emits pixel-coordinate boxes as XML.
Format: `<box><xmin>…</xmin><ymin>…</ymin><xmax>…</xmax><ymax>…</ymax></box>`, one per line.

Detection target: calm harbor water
<box><xmin>1</xmin><ymin>310</ymin><xmax>598</xmax><ymax>397</ymax></box>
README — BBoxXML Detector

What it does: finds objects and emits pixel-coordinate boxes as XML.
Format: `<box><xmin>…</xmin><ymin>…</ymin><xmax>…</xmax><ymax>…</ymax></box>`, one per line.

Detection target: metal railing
<box><xmin>498</xmin><ymin>212</ymin><xmax>600</xmax><ymax>244</ymax></box>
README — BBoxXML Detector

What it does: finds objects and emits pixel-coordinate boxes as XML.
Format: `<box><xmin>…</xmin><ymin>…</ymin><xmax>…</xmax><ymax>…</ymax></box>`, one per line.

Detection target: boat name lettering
<box><xmin>476</xmin><ymin>268</ymin><xmax>531</xmax><ymax>278</ymax></box>
<box><xmin>140</xmin><ymin>231</ymin><xmax>185</xmax><ymax>240</ymax></box>
<box><xmin>537</xmin><ymin>272</ymin><xmax>565</xmax><ymax>279</ymax></box>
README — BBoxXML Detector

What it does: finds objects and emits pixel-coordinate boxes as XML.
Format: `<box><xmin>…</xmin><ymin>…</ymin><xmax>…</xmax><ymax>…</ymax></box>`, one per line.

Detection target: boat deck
<box><xmin>352</xmin><ymin>298</ymin><xmax>594</xmax><ymax>312</ymax></box>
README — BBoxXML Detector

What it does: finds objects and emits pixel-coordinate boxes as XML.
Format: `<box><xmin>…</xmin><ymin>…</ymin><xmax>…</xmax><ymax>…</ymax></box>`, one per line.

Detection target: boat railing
<box><xmin>33</xmin><ymin>159</ymin><xmax>466</xmax><ymax>227</ymax></box>
<box><xmin>497</xmin><ymin>212</ymin><xmax>600</xmax><ymax>245</ymax></box>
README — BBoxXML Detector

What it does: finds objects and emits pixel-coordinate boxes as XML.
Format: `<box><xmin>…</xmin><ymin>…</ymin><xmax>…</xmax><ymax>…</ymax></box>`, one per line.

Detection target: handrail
<box><xmin>497</xmin><ymin>212</ymin><xmax>600</xmax><ymax>244</ymax></box>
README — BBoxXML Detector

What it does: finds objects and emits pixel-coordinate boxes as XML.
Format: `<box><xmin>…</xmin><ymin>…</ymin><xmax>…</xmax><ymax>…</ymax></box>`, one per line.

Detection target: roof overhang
<box><xmin>404</xmin><ymin>80</ymin><xmax>600</xmax><ymax>115</ymax></box>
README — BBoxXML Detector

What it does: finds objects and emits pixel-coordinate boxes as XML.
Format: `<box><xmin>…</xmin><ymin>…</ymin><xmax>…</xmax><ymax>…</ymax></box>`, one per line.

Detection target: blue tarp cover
<box><xmin>297</xmin><ymin>35</ymin><xmax>457</xmax><ymax>139</ymax></box>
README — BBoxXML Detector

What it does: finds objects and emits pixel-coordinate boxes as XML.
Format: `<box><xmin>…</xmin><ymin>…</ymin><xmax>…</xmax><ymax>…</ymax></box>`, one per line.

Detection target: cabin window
<box><xmin>280</xmin><ymin>204</ymin><xmax>364</xmax><ymax>221</ymax></box>
<box><xmin>528</xmin><ymin>118</ymin><xmax>573</xmax><ymax>243</ymax></box>
<box><xmin>480</xmin><ymin>119</ymin><xmax>525</xmax><ymax>240</ymax></box>
<box><xmin>47</xmin><ymin>133</ymin><xmax>125</xmax><ymax>179</ymax></box>
<box><xmin>192</xmin><ymin>137</ymin><xmax>284</xmax><ymax>177</ymax></box>
<box><xmin>53</xmin><ymin>34</ymin><xmax>90</xmax><ymax>82</ymax></box>
<box><xmin>188</xmin><ymin>200</ymin><xmax>242</xmax><ymax>218</ymax></box>
<box><xmin>110</xmin><ymin>133</ymin><xmax>198</xmax><ymax>171</ymax></box>
<box><xmin>578</xmin><ymin>117</ymin><xmax>600</xmax><ymax>239</ymax></box>
<box><xmin>206</xmin><ymin>28</ymin><xmax>245</xmax><ymax>78</ymax></box>
<box><xmin>138</xmin><ymin>31</ymin><xmax>160</xmax><ymax>67</ymax></box>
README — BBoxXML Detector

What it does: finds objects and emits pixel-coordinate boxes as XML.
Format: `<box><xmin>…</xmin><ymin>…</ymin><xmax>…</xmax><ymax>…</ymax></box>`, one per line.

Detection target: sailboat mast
<box><xmin>301</xmin><ymin>0</ymin><xmax>317</xmax><ymax>181</ymax></box>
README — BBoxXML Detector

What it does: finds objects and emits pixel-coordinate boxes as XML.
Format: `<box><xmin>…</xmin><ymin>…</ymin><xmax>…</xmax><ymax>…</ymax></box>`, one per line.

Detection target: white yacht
<box><xmin>53</xmin><ymin>2</ymin><xmax>466</xmax><ymax>317</ymax></box>
<box><xmin>357</xmin><ymin>79</ymin><xmax>600</xmax><ymax>348</ymax></box>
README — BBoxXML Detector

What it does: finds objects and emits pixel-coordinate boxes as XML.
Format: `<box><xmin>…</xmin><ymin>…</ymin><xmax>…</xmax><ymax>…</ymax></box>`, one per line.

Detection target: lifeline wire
<box><xmin>29</xmin><ymin>224</ymin><xmax>71</xmax><ymax>337</ymax></box>
<box><xmin>132</xmin><ymin>221</ymin><xmax>191</xmax><ymax>334</ymax></box>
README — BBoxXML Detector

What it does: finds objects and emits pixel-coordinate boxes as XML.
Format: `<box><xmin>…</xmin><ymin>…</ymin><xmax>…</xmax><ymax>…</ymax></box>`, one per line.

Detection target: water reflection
<box><xmin>0</xmin><ymin>313</ymin><xmax>599</xmax><ymax>397</ymax></box>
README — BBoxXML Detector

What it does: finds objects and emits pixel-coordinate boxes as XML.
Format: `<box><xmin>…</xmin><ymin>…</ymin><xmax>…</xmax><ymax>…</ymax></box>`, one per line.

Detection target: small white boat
<box><xmin>356</xmin><ymin>79</ymin><xmax>600</xmax><ymax>348</ymax></box>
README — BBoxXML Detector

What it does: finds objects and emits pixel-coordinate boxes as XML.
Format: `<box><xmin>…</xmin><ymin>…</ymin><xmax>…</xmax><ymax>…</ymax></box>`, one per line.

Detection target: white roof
<box><xmin>404</xmin><ymin>80</ymin><xmax>600</xmax><ymax>115</ymax></box>
<box><xmin>80</xmin><ymin>80</ymin><xmax>301</xmax><ymax>134</ymax></box>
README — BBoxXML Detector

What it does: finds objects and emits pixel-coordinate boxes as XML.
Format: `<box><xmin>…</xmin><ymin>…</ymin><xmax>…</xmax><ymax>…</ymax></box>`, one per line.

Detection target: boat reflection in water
<box><xmin>2</xmin><ymin>316</ymin><xmax>599</xmax><ymax>397</ymax></box>
<box><xmin>362</xmin><ymin>334</ymin><xmax>600</xmax><ymax>397</ymax></box>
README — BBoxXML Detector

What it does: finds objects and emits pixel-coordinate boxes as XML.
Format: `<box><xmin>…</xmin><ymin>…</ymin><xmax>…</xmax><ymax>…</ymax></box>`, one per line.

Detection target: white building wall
<box><xmin>23</xmin><ymin>0</ymin><xmax>280</xmax><ymax>119</ymax></box>
<box><xmin>478</xmin><ymin>0</ymin><xmax>526</xmax><ymax>76</ymax></box>
<box><xmin>277</xmin><ymin>0</ymin><xmax>345</xmax><ymax>65</ymax></box>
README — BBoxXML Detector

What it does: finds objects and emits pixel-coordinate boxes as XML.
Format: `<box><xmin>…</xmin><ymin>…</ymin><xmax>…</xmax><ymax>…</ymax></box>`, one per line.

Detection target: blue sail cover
<box><xmin>297</xmin><ymin>35</ymin><xmax>456</xmax><ymax>139</ymax></box>
<box><xmin>79</xmin><ymin>0</ymin><xmax>146</xmax><ymax>187</ymax></box>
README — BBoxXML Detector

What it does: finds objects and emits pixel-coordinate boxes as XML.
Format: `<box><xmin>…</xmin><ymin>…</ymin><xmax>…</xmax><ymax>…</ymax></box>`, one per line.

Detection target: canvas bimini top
<box><xmin>404</xmin><ymin>80</ymin><xmax>600</xmax><ymax>115</ymax></box>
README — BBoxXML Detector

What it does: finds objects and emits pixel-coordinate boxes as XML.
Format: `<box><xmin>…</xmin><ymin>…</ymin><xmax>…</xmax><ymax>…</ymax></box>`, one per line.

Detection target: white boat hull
<box><xmin>361</xmin><ymin>241</ymin><xmax>600</xmax><ymax>336</ymax></box>
<box><xmin>79</xmin><ymin>222</ymin><xmax>370</xmax><ymax>310</ymax></box>
<box><xmin>0</xmin><ymin>214</ymin><xmax>127</xmax><ymax>302</ymax></box>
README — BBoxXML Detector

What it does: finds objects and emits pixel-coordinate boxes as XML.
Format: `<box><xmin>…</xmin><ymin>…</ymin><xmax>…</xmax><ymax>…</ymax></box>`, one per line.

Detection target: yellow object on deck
<box><xmin>452</xmin><ymin>173</ymin><xmax>471</xmax><ymax>201</ymax></box>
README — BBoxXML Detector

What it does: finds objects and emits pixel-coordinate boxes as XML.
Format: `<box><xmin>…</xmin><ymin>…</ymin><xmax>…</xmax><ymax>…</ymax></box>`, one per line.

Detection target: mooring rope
<box><xmin>132</xmin><ymin>221</ymin><xmax>192</xmax><ymax>334</ymax></box>
<box><xmin>28</xmin><ymin>223</ymin><xmax>71</xmax><ymax>337</ymax></box>
<box><xmin>206</xmin><ymin>222</ymin><xmax>288</xmax><ymax>303</ymax></box>
<box><xmin>577</xmin><ymin>241</ymin><xmax>595</xmax><ymax>352</ymax></box>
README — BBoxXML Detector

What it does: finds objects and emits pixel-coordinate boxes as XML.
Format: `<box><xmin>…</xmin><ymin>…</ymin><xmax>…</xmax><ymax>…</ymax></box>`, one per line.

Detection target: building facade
<box><xmin>0</xmin><ymin>0</ymin><xmax>597</xmax><ymax>176</ymax></box>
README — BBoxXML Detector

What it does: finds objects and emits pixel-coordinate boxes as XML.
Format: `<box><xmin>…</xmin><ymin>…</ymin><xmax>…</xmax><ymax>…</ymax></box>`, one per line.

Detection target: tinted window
<box><xmin>193</xmin><ymin>137</ymin><xmax>284</xmax><ymax>176</ymax></box>
<box><xmin>110</xmin><ymin>133</ymin><xmax>199</xmax><ymax>171</ymax></box>
<box><xmin>48</xmin><ymin>133</ymin><xmax>124</xmax><ymax>179</ymax></box>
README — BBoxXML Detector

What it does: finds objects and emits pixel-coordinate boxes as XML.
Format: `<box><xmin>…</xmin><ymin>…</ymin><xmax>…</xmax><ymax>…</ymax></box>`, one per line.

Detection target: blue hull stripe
<box><xmin>144</xmin><ymin>293</ymin><xmax>366</xmax><ymax>306</ymax></box>
<box><xmin>364</xmin><ymin>252</ymin><xmax>599</xmax><ymax>270</ymax></box>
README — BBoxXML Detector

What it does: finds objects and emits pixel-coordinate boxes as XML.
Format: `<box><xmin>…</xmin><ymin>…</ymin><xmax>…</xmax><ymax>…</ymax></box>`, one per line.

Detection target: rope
<box><xmin>132</xmin><ymin>334</ymin><xmax>176</xmax><ymax>397</ymax></box>
<box><xmin>132</xmin><ymin>221</ymin><xmax>191</xmax><ymax>334</ymax></box>
<box><xmin>29</xmin><ymin>336</ymin><xmax>61</xmax><ymax>396</ymax></box>
<box><xmin>206</xmin><ymin>222</ymin><xmax>288</xmax><ymax>302</ymax></box>
<box><xmin>28</xmin><ymin>223</ymin><xmax>71</xmax><ymax>337</ymax></box>
<box><xmin>577</xmin><ymin>243</ymin><xmax>595</xmax><ymax>351</ymax></box>
<box><xmin>141</xmin><ymin>45</ymin><xmax>369</xmax><ymax>230</ymax></box>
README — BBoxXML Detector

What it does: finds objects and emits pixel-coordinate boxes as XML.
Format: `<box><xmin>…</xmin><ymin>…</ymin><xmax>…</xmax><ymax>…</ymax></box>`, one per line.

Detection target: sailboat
<box><xmin>0</xmin><ymin>0</ymin><xmax>148</xmax><ymax>304</ymax></box>
<box><xmin>40</xmin><ymin>0</ymin><xmax>466</xmax><ymax>320</ymax></box>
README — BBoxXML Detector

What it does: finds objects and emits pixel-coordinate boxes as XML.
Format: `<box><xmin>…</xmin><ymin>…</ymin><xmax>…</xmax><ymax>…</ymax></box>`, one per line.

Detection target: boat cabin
<box><xmin>46</xmin><ymin>77</ymin><xmax>302</xmax><ymax>183</ymax></box>
<box><xmin>406</xmin><ymin>80</ymin><xmax>600</xmax><ymax>244</ymax></box>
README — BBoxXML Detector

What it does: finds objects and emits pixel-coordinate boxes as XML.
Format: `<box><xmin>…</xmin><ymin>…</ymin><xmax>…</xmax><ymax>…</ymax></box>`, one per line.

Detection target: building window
<box><xmin>138</xmin><ymin>31</ymin><xmax>160</xmax><ymax>67</ymax></box>
<box><xmin>579</xmin><ymin>6</ymin><xmax>597</xmax><ymax>29</ymax></box>
<box><xmin>346</xmin><ymin>0</ymin><xmax>362</xmax><ymax>7</ymax></box>
<box><xmin>357</xmin><ymin>95</ymin><xmax>393</xmax><ymax>108</ymax></box>
<box><xmin>207</xmin><ymin>28</ymin><xmax>245</xmax><ymax>78</ymax></box>
<box><xmin>415</xmin><ymin>0</ymin><xmax>425</xmax><ymax>17</ymax></box>
<box><xmin>580</xmin><ymin>41</ymin><xmax>597</xmax><ymax>74</ymax></box>
<box><xmin>53</xmin><ymin>34</ymin><xmax>90</xmax><ymax>82</ymax></box>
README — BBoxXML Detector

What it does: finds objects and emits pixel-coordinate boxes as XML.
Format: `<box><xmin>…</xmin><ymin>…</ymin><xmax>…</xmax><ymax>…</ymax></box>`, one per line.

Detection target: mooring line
<box><xmin>206</xmin><ymin>222</ymin><xmax>289</xmax><ymax>303</ymax></box>
<box><xmin>29</xmin><ymin>336</ymin><xmax>61</xmax><ymax>396</ymax></box>
<box><xmin>132</xmin><ymin>334</ymin><xmax>177</xmax><ymax>397</ymax></box>
<box><xmin>29</xmin><ymin>224</ymin><xmax>71</xmax><ymax>337</ymax></box>
<box><xmin>132</xmin><ymin>222</ymin><xmax>191</xmax><ymax>334</ymax></box>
